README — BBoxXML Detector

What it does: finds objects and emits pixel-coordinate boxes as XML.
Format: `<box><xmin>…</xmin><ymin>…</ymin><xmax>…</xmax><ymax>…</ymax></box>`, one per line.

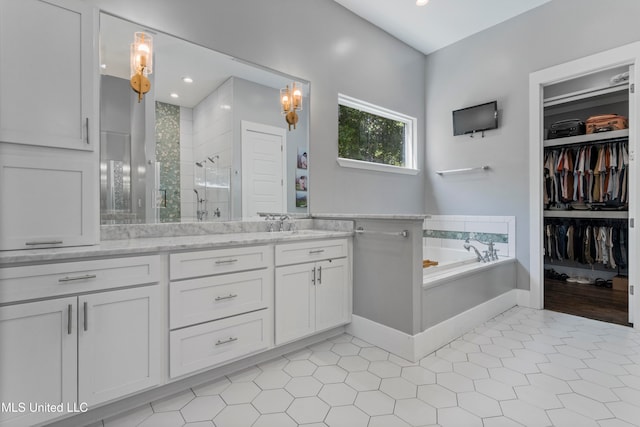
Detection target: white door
<box><xmin>78</xmin><ymin>285</ymin><xmax>161</xmax><ymax>406</ymax></box>
<box><xmin>0</xmin><ymin>0</ymin><xmax>97</xmax><ymax>151</ymax></box>
<box><xmin>275</xmin><ymin>263</ymin><xmax>314</xmax><ymax>345</ymax></box>
<box><xmin>0</xmin><ymin>144</ymin><xmax>98</xmax><ymax>250</ymax></box>
<box><xmin>315</xmin><ymin>258</ymin><xmax>350</xmax><ymax>332</ymax></box>
<box><xmin>0</xmin><ymin>298</ymin><xmax>77</xmax><ymax>427</ymax></box>
<box><xmin>241</xmin><ymin>121</ymin><xmax>286</xmax><ymax>219</ymax></box>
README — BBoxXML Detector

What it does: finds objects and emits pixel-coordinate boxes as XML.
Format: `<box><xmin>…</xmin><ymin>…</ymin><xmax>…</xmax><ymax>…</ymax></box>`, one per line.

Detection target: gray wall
<box><xmin>88</xmin><ymin>0</ymin><xmax>426</xmax><ymax>216</ymax></box>
<box><xmin>424</xmin><ymin>0</ymin><xmax>640</xmax><ymax>291</ymax></box>
<box><xmin>232</xmin><ymin>77</ymin><xmax>308</xmax><ymax>215</ymax></box>
<box><xmin>352</xmin><ymin>218</ymin><xmax>424</xmax><ymax>335</ymax></box>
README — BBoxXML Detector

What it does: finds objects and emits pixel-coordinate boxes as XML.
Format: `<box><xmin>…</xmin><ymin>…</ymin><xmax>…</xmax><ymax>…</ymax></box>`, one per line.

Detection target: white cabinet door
<box><xmin>0</xmin><ymin>297</ymin><xmax>77</xmax><ymax>427</ymax></box>
<box><xmin>315</xmin><ymin>258</ymin><xmax>350</xmax><ymax>332</ymax></box>
<box><xmin>275</xmin><ymin>263</ymin><xmax>315</xmax><ymax>345</ymax></box>
<box><xmin>0</xmin><ymin>0</ymin><xmax>97</xmax><ymax>151</ymax></box>
<box><xmin>78</xmin><ymin>286</ymin><xmax>161</xmax><ymax>406</ymax></box>
<box><xmin>0</xmin><ymin>145</ymin><xmax>98</xmax><ymax>250</ymax></box>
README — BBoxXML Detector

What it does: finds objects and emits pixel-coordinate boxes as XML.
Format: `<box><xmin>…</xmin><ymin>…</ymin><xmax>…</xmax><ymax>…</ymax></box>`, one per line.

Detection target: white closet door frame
<box><xmin>529</xmin><ymin>41</ymin><xmax>640</xmax><ymax>327</ymax></box>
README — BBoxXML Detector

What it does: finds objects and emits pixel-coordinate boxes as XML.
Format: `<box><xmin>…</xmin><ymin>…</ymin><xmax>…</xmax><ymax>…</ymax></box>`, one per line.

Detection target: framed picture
<box><xmin>297</xmin><ymin>147</ymin><xmax>308</xmax><ymax>170</ymax></box>
<box><xmin>295</xmin><ymin>170</ymin><xmax>307</xmax><ymax>191</ymax></box>
<box><xmin>296</xmin><ymin>191</ymin><xmax>307</xmax><ymax>208</ymax></box>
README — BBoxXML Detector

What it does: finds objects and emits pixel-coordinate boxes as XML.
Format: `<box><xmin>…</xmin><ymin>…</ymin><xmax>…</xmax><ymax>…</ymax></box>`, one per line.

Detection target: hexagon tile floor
<box><xmin>97</xmin><ymin>307</ymin><xmax>640</xmax><ymax>427</ymax></box>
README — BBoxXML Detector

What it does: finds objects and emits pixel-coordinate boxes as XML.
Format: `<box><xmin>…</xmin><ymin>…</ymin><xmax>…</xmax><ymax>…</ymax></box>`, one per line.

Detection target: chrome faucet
<box><xmin>464</xmin><ymin>239</ymin><xmax>484</xmax><ymax>262</ymax></box>
<box><xmin>264</xmin><ymin>214</ymin><xmax>276</xmax><ymax>232</ymax></box>
<box><xmin>464</xmin><ymin>238</ymin><xmax>498</xmax><ymax>262</ymax></box>
<box><xmin>279</xmin><ymin>214</ymin><xmax>291</xmax><ymax>231</ymax></box>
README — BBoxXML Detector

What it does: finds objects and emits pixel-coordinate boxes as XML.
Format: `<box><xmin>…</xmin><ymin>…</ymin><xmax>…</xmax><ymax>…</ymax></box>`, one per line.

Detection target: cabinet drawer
<box><xmin>170</xmin><ymin>269</ymin><xmax>273</xmax><ymax>329</ymax></box>
<box><xmin>275</xmin><ymin>239</ymin><xmax>348</xmax><ymax>266</ymax></box>
<box><xmin>169</xmin><ymin>309</ymin><xmax>272</xmax><ymax>378</ymax></box>
<box><xmin>170</xmin><ymin>246</ymin><xmax>271</xmax><ymax>280</ymax></box>
<box><xmin>0</xmin><ymin>255</ymin><xmax>161</xmax><ymax>304</ymax></box>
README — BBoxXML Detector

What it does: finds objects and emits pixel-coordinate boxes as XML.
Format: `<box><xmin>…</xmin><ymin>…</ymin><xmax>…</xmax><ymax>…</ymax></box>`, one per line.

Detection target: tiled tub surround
<box><xmin>423</xmin><ymin>215</ymin><xmax>516</xmax><ymax>259</ymax></box>
<box><xmin>412</xmin><ymin>215</ymin><xmax>518</xmax><ymax>360</ymax></box>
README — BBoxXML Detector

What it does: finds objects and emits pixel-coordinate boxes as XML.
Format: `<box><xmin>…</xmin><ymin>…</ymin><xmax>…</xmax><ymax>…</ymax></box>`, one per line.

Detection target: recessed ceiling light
<box><xmin>182</xmin><ymin>77</ymin><xmax>193</xmax><ymax>83</ymax></box>
<box><xmin>170</xmin><ymin>93</ymin><xmax>179</xmax><ymax>98</ymax></box>
<box><xmin>416</xmin><ymin>0</ymin><xmax>429</xmax><ymax>5</ymax></box>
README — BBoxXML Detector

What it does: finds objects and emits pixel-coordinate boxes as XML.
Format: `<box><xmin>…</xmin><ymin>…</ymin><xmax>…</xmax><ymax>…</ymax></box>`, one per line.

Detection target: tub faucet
<box><xmin>466</xmin><ymin>238</ymin><xmax>498</xmax><ymax>261</ymax></box>
<box><xmin>464</xmin><ymin>239</ymin><xmax>484</xmax><ymax>262</ymax></box>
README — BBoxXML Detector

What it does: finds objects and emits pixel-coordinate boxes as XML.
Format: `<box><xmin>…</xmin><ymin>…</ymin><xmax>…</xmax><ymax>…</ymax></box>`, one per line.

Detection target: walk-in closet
<box><xmin>538</xmin><ymin>62</ymin><xmax>634</xmax><ymax>326</ymax></box>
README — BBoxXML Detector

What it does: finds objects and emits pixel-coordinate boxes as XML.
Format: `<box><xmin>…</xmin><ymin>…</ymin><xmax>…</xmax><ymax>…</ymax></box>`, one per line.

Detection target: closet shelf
<box><xmin>543</xmin><ymin>82</ymin><xmax>628</xmax><ymax>107</ymax></box>
<box><xmin>543</xmin><ymin>210</ymin><xmax>628</xmax><ymax>219</ymax></box>
<box><xmin>543</xmin><ymin>129</ymin><xmax>628</xmax><ymax>148</ymax></box>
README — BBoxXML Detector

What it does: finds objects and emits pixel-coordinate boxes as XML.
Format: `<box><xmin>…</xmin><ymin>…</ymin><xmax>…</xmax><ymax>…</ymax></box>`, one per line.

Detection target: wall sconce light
<box><xmin>130</xmin><ymin>32</ymin><xmax>153</xmax><ymax>103</ymax></box>
<box><xmin>280</xmin><ymin>82</ymin><xmax>303</xmax><ymax>131</ymax></box>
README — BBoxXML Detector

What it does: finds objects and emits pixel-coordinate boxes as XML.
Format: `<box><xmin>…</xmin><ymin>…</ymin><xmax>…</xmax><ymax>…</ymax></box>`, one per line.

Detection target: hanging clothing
<box><xmin>543</xmin><ymin>219</ymin><xmax>628</xmax><ymax>271</ymax></box>
<box><xmin>543</xmin><ymin>141</ymin><xmax>629</xmax><ymax>208</ymax></box>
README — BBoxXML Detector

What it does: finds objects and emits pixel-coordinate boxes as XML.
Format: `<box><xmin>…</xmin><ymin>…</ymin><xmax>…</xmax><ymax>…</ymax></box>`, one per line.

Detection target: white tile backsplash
<box><xmin>424</xmin><ymin>215</ymin><xmax>516</xmax><ymax>258</ymax></box>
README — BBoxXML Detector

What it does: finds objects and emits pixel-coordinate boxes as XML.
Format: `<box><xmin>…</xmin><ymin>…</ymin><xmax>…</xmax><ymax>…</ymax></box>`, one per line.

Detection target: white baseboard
<box><xmin>347</xmin><ymin>289</ymin><xmax>523</xmax><ymax>362</ymax></box>
<box><xmin>345</xmin><ymin>315</ymin><xmax>415</xmax><ymax>361</ymax></box>
<box><xmin>516</xmin><ymin>288</ymin><xmax>531</xmax><ymax>307</ymax></box>
<box><xmin>413</xmin><ymin>288</ymin><xmax>520</xmax><ymax>359</ymax></box>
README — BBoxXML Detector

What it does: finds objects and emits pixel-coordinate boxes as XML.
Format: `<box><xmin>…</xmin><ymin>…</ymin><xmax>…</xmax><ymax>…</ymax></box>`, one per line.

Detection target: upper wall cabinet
<box><xmin>0</xmin><ymin>0</ymin><xmax>98</xmax><ymax>151</ymax></box>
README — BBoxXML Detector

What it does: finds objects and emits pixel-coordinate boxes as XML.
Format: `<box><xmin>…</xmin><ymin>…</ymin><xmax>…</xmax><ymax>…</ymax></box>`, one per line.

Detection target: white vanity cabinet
<box><xmin>0</xmin><ymin>297</ymin><xmax>78</xmax><ymax>427</ymax></box>
<box><xmin>275</xmin><ymin>239</ymin><xmax>351</xmax><ymax>345</ymax></box>
<box><xmin>169</xmin><ymin>246</ymin><xmax>274</xmax><ymax>378</ymax></box>
<box><xmin>0</xmin><ymin>144</ymin><xmax>98</xmax><ymax>250</ymax></box>
<box><xmin>0</xmin><ymin>0</ymin><xmax>99</xmax><ymax>251</ymax></box>
<box><xmin>0</xmin><ymin>0</ymin><xmax>97</xmax><ymax>151</ymax></box>
<box><xmin>0</xmin><ymin>255</ymin><xmax>161</xmax><ymax>427</ymax></box>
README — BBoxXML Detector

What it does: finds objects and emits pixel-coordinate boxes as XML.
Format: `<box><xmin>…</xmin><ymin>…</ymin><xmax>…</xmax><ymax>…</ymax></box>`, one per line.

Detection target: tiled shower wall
<box><xmin>180</xmin><ymin>107</ymin><xmax>195</xmax><ymax>222</ymax></box>
<box><xmin>155</xmin><ymin>102</ymin><xmax>181</xmax><ymax>223</ymax></box>
<box><xmin>192</xmin><ymin>78</ymin><xmax>233</xmax><ymax>220</ymax></box>
<box><xmin>423</xmin><ymin>215</ymin><xmax>516</xmax><ymax>258</ymax></box>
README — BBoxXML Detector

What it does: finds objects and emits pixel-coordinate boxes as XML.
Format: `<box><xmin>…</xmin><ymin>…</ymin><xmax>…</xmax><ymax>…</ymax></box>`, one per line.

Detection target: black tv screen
<box><xmin>452</xmin><ymin>101</ymin><xmax>498</xmax><ymax>136</ymax></box>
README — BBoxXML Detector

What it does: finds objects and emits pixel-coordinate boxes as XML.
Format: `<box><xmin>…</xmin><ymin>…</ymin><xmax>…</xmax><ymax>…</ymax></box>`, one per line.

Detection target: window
<box><xmin>337</xmin><ymin>94</ymin><xmax>418</xmax><ymax>174</ymax></box>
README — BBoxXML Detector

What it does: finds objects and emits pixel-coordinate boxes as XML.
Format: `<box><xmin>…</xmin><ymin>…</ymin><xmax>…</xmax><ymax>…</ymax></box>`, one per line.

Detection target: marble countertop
<box><xmin>0</xmin><ymin>229</ymin><xmax>353</xmax><ymax>265</ymax></box>
<box><xmin>312</xmin><ymin>213</ymin><xmax>429</xmax><ymax>220</ymax></box>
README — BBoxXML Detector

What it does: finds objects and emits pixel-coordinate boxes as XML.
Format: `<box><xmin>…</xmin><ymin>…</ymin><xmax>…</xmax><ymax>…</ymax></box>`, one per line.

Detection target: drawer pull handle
<box><xmin>215</xmin><ymin>258</ymin><xmax>238</xmax><ymax>265</ymax></box>
<box><xmin>67</xmin><ymin>304</ymin><xmax>73</xmax><ymax>335</ymax></box>
<box><xmin>25</xmin><ymin>240</ymin><xmax>63</xmax><ymax>246</ymax></box>
<box><xmin>58</xmin><ymin>274</ymin><xmax>97</xmax><ymax>283</ymax></box>
<box><xmin>86</xmin><ymin>117</ymin><xmax>90</xmax><ymax>145</ymax></box>
<box><xmin>215</xmin><ymin>336</ymin><xmax>238</xmax><ymax>346</ymax></box>
<box><xmin>309</xmin><ymin>249</ymin><xmax>325</xmax><ymax>254</ymax></box>
<box><xmin>215</xmin><ymin>293</ymin><xmax>238</xmax><ymax>302</ymax></box>
<box><xmin>83</xmin><ymin>302</ymin><xmax>88</xmax><ymax>332</ymax></box>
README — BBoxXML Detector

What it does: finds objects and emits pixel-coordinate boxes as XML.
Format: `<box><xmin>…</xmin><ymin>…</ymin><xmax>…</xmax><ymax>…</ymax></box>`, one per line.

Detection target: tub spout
<box><xmin>464</xmin><ymin>239</ymin><xmax>484</xmax><ymax>262</ymax></box>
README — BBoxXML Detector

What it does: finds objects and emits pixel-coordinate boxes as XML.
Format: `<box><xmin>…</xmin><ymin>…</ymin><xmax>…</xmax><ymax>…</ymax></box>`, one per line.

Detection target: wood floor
<box><xmin>544</xmin><ymin>278</ymin><xmax>632</xmax><ymax>327</ymax></box>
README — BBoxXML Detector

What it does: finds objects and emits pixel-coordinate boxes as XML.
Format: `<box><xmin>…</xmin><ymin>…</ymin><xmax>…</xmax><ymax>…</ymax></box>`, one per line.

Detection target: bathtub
<box><xmin>422</xmin><ymin>246</ymin><xmax>517</xmax><ymax>330</ymax></box>
<box><xmin>423</xmin><ymin>246</ymin><xmax>478</xmax><ymax>274</ymax></box>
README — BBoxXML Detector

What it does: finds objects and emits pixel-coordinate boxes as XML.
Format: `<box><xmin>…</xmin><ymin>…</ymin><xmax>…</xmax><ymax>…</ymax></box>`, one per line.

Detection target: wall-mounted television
<box><xmin>452</xmin><ymin>101</ymin><xmax>498</xmax><ymax>136</ymax></box>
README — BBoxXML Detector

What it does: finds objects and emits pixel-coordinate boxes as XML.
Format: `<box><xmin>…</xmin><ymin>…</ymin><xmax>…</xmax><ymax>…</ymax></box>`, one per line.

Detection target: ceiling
<box><xmin>100</xmin><ymin>13</ymin><xmax>299</xmax><ymax>108</ymax></box>
<box><xmin>334</xmin><ymin>0</ymin><xmax>552</xmax><ymax>55</ymax></box>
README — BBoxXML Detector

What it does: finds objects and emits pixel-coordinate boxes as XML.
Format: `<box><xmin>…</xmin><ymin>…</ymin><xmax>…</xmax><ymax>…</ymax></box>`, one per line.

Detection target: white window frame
<box><xmin>337</xmin><ymin>94</ymin><xmax>419</xmax><ymax>175</ymax></box>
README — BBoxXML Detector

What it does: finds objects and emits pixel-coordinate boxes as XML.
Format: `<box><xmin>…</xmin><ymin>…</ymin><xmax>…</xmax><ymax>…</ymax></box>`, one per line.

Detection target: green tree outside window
<box><xmin>338</xmin><ymin>104</ymin><xmax>406</xmax><ymax>167</ymax></box>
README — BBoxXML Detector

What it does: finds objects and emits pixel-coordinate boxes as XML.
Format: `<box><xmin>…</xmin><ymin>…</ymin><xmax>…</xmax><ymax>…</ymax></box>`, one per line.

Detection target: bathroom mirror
<box><xmin>99</xmin><ymin>13</ymin><xmax>310</xmax><ymax>224</ymax></box>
